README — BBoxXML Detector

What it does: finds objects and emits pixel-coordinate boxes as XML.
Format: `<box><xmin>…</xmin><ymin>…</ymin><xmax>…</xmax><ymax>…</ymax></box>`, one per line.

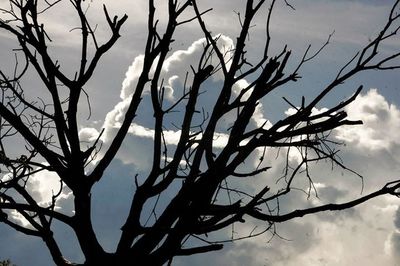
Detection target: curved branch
<box><xmin>247</xmin><ymin>180</ymin><xmax>400</xmax><ymax>223</ymax></box>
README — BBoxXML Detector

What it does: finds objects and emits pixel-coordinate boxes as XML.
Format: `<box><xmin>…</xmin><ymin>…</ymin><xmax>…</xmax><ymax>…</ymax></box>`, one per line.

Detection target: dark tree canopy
<box><xmin>0</xmin><ymin>0</ymin><xmax>400</xmax><ymax>265</ymax></box>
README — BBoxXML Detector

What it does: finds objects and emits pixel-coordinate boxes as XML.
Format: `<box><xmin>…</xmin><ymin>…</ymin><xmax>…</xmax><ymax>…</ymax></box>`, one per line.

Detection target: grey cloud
<box><xmin>394</xmin><ymin>207</ymin><xmax>400</xmax><ymax>229</ymax></box>
<box><xmin>388</xmin><ymin>206</ymin><xmax>400</xmax><ymax>259</ymax></box>
<box><xmin>390</xmin><ymin>231</ymin><xmax>400</xmax><ymax>259</ymax></box>
<box><xmin>187</xmin><ymin>220</ymin><xmax>318</xmax><ymax>266</ymax></box>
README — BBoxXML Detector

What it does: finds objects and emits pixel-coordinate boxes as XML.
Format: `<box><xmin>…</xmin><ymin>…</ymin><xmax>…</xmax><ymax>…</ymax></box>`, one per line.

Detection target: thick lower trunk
<box><xmin>72</xmin><ymin>192</ymin><xmax>106</xmax><ymax>265</ymax></box>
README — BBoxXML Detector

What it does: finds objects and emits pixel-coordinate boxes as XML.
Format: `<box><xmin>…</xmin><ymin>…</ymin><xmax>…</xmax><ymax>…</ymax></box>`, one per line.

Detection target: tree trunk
<box><xmin>72</xmin><ymin>191</ymin><xmax>106</xmax><ymax>265</ymax></box>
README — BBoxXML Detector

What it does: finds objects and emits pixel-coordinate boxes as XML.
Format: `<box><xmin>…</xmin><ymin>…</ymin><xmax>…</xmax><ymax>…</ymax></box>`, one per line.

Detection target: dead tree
<box><xmin>0</xmin><ymin>0</ymin><xmax>400</xmax><ymax>265</ymax></box>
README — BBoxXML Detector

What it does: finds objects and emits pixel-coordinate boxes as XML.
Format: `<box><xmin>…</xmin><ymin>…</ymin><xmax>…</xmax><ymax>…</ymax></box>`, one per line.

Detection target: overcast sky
<box><xmin>1</xmin><ymin>0</ymin><xmax>400</xmax><ymax>265</ymax></box>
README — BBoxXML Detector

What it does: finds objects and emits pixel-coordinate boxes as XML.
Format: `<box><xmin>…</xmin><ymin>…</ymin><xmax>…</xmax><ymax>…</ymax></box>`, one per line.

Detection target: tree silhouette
<box><xmin>0</xmin><ymin>260</ymin><xmax>15</xmax><ymax>266</ymax></box>
<box><xmin>0</xmin><ymin>0</ymin><xmax>400</xmax><ymax>265</ymax></box>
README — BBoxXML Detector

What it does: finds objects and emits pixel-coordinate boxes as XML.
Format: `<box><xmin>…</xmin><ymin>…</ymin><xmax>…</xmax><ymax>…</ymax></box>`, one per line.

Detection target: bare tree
<box><xmin>0</xmin><ymin>0</ymin><xmax>399</xmax><ymax>265</ymax></box>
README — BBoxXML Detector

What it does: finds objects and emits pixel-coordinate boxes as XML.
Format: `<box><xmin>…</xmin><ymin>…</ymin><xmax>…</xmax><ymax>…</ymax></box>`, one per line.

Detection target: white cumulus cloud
<box><xmin>336</xmin><ymin>88</ymin><xmax>400</xmax><ymax>151</ymax></box>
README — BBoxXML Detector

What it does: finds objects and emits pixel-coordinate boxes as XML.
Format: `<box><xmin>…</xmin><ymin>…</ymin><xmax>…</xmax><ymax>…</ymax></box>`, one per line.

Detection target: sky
<box><xmin>1</xmin><ymin>0</ymin><xmax>400</xmax><ymax>265</ymax></box>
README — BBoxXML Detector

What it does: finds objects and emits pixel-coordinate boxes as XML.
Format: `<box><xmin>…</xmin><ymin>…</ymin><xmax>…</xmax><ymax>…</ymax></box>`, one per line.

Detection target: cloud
<box><xmin>119</xmin><ymin>35</ymin><xmax>234</xmax><ymax>101</ymax></box>
<box><xmin>176</xmin><ymin>195</ymin><xmax>399</xmax><ymax>266</ymax></box>
<box><xmin>336</xmin><ymin>88</ymin><xmax>400</xmax><ymax>151</ymax></box>
<box><xmin>7</xmin><ymin>42</ymin><xmax>400</xmax><ymax>266</ymax></box>
<box><xmin>120</xmin><ymin>55</ymin><xmax>147</xmax><ymax>100</ymax></box>
<box><xmin>1</xmin><ymin>1</ymin><xmax>399</xmax><ymax>266</ymax></box>
<box><xmin>179</xmin><ymin>88</ymin><xmax>400</xmax><ymax>266</ymax></box>
<box><xmin>79</xmin><ymin>127</ymin><xmax>100</xmax><ymax>143</ymax></box>
<box><xmin>87</xmin><ymin>35</ymin><xmax>259</xmax><ymax>168</ymax></box>
<box><xmin>4</xmin><ymin>168</ymin><xmax>74</xmax><ymax>227</ymax></box>
<box><xmin>385</xmin><ymin>206</ymin><xmax>400</xmax><ymax>260</ymax></box>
